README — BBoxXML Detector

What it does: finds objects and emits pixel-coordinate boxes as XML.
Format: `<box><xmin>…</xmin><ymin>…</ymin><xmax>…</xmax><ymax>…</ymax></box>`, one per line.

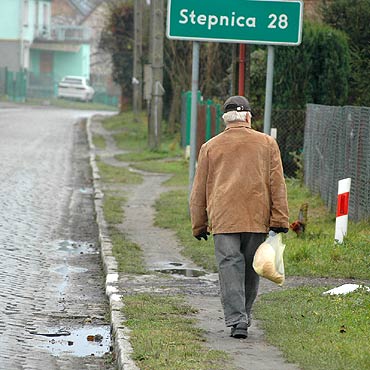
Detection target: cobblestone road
<box><xmin>0</xmin><ymin>104</ymin><xmax>115</xmax><ymax>369</ymax></box>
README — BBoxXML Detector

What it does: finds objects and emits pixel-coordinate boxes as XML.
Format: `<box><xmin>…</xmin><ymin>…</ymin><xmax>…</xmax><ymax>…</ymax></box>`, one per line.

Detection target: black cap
<box><xmin>223</xmin><ymin>96</ymin><xmax>252</xmax><ymax>114</ymax></box>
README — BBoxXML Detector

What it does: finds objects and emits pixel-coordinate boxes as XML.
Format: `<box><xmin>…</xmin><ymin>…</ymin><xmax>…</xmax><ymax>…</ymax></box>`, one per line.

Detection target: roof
<box><xmin>68</xmin><ymin>0</ymin><xmax>104</xmax><ymax>17</ymax></box>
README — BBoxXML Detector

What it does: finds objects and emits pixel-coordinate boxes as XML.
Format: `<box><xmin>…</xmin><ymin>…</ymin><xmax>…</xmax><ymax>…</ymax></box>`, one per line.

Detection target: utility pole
<box><xmin>245</xmin><ymin>45</ymin><xmax>251</xmax><ymax>97</ymax></box>
<box><xmin>148</xmin><ymin>0</ymin><xmax>164</xmax><ymax>149</ymax></box>
<box><xmin>231</xmin><ymin>44</ymin><xmax>238</xmax><ymax>95</ymax></box>
<box><xmin>133</xmin><ymin>0</ymin><xmax>143</xmax><ymax>119</ymax></box>
<box><xmin>238</xmin><ymin>44</ymin><xmax>246</xmax><ymax>95</ymax></box>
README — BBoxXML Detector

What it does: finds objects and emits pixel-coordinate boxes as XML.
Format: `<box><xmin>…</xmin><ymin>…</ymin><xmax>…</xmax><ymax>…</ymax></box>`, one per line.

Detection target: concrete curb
<box><xmin>86</xmin><ymin>117</ymin><xmax>139</xmax><ymax>370</ymax></box>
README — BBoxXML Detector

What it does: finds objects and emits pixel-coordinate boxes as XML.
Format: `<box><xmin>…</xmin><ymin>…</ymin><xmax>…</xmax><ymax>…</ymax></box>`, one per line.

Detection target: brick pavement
<box><xmin>0</xmin><ymin>104</ymin><xmax>115</xmax><ymax>370</ymax></box>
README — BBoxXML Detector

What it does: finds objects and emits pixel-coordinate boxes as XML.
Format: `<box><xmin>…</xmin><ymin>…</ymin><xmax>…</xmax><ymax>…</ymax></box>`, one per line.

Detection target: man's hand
<box><xmin>270</xmin><ymin>227</ymin><xmax>289</xmax><ymax>234</ymax></box>
<box><xmin>195</xmin><ymin>231</ymin><xmax>210</xmax><ymax>241</ymax></box>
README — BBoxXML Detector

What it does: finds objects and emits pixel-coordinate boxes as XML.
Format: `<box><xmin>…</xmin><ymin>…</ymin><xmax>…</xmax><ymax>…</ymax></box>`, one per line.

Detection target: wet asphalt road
<box><xmin>0</xmin><ymin>104</ymin><xmax>115</xmax><ymax>369</ymax></box>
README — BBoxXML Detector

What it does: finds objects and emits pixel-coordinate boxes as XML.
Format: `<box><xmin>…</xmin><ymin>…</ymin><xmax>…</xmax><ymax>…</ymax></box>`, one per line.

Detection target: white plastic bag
<box><xmin>252</xmin><ymin>232</ymin><xmax>286</xmax><ymax>286</ymax></box>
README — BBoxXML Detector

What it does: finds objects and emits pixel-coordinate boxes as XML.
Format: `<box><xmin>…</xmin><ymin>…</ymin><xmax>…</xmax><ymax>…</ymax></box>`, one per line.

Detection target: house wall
<box><xmin>0</xmin><ymin>0</ymin><xmax>52</xmax><ymax>43</ymax></box>
<box><xmin>0</xmin><ymin>0</ymin><xmax>52</xmax><ymax>70</ymax></box>
<box><xmin>53</xmin><ymin>44</ymin><xmax>90</xmax><ymax>81</ymax></box>
<box><xmin>0</xmin><ymin>41</ymin><xmax>21</xmax><ymax>70</ymax></box>
<box><xmin>0</xmin><ymin>0</ymin><xmax>21</xmax><ymax>39</ymax></box>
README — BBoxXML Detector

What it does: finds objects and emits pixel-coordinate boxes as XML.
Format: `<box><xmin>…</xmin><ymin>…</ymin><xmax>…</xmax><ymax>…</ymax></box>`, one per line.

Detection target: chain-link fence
<box><xmin>270</xmin><ymin>109</ymin><xmax>305</xmax><ymax>178</ymax></box>
<box><xmin>304</xmin><ymin>103</ymin><xmax>370</xmax><ymax>222</ymax></box>
<box><xmin>247</xmin><ymin>108</ymin><xmax>306</xmax><ymax>178</ymax></box>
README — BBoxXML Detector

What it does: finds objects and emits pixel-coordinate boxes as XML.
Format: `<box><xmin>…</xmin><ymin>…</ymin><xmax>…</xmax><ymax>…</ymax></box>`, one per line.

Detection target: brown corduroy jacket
<box><xmin>190</xmin><ymin>122</ymin><xmax>289</xmax><ymax>236</ymax></box>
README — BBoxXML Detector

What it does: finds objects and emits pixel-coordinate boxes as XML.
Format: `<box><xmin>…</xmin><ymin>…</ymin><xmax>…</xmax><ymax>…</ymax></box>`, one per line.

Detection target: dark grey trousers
<box><xmin>214</xmin><ymin>233</ymin><xmax>266</xmax><ymax>327</ymax></box>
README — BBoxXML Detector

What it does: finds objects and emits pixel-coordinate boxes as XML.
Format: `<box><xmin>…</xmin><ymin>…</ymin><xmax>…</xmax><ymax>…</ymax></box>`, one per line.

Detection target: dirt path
<box><xmin>89</xmin><ymin>116</ymin><xmax>364</xmax><ymax>370</ymax></box>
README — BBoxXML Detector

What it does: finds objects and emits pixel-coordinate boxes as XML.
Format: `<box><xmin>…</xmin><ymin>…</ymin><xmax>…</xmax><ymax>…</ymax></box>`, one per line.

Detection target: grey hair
<box><xmin>222</xmin><ymin>110</ymin><xmax>251</xmax><ymax>123</ymax></box>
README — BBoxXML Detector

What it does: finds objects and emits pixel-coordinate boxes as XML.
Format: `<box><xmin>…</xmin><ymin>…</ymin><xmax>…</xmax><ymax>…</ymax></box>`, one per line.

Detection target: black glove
<box><xmin>195</xmin><ymin>231</ymin><xmax>210</xmax><ymax>241</ymax></box>
<box><xmin>270</xmin><ymin>227</ymin><xmax>289</xmax><ymax>234</ymax></box>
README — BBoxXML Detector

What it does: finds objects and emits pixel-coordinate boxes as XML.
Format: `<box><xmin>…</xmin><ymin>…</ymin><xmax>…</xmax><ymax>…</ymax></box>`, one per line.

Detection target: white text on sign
<box><xmin>179</xmin><ymin>9</ymin><xmax>290</xmax><ymax>31</ymax></box>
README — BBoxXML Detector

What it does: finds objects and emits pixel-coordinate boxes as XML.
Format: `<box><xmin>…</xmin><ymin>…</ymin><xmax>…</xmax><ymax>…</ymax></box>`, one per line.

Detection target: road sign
<box><xmin>167</xmin><ymin>0</ymin><xmax>303</xmax><ymax>45</ymax></box>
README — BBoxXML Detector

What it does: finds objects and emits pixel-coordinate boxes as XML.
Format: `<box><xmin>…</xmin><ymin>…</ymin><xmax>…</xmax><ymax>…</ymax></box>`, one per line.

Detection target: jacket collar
<box><xmin>224</xmin><ymin>121</ymin><xmax>251</xmax><ymax>130</ymax></box>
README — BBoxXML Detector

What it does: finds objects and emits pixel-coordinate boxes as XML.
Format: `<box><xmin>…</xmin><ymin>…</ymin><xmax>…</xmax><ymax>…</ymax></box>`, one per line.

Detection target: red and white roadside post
<box><xmin>335</xmin><ymin>178</ymin><xmax>351</xmax><ymax>244</ymax></box>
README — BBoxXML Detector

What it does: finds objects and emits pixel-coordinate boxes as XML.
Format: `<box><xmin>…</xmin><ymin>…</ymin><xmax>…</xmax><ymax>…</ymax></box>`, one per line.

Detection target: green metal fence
<box><xmin>181</xmin><ymin>91</ymin><xmax>223</xmax><ymax>155</ymax></box>
<box><xmin>0</xmin><ymin>67</ymin><xmax>6</xmax><ymax>96</ymax></box>
<box><xmin>5</xmin><ymin>69</ymin><xmax>27</xmax><ymax>102</ymax></box>
<box><xmin>92</xmin><ymin>91</ymin><xmax>119</xmax><ymax>107</ymax></box>
<box><xmin>0</xmin><ymin>68</ymin><xmax>119</xmax><ymax>107</ymax></box>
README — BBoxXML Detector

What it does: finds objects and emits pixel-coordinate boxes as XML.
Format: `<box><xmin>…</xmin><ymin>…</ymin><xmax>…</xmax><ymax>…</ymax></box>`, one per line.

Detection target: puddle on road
<box><xmin>79</xmin><ymin>187</ymin><xmax>94</xmax><ymax>195</ymax></box>
<box><xmin>57</xmin><ymin>240</ymin><xmax>97</xmax><ymax>255</ymax></box>
<box><xmin>32</xmin><ymin>326</ymin><xmax>111</xmax><ymax>357</ymax></box>
<box><xmin>156</xmin><ymin>268</ymin><xmax>206</xmax><ymax>277</ymax></box>
<box><xmin>51</xmin><ymin>263</ymin><xmax>89</xmax><ymax>296</ymax></box>
<box><xmin>52</xmin><ymin>265</ymin><xmax>88</xmax><ymax>275</ymax></box>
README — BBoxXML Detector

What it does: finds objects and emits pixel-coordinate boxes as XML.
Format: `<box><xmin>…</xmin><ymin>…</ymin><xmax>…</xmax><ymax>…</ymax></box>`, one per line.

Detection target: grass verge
<box><xmin>155</xmin><ymin>189</ymin><xmax>217</xmax><ymax>271</ymax></box>
<box><xmin>96</xmin><ymin>156</ymin><xmax>142</xmax><ymax>184</ymax></box>
<box><xmin>255</xmin><ymin>286</ymin><xmax>370</xmax><ymax>370</ymax></box>
<box><xmin>92</xmin><ymin>134</ymin><xmax>107</xmax><ymax>150</ymax></box>
<box><xmin>132</xmin><ymin>159</ymin><xmax>189</xmax><ymax>187</ymax></box>
<box><xmin>101</xmin><ymin>112</ymin><xmax>183</xmax><ymax>160</ymax></box>
<box><xmin>110</xmin><ymin>227</ymin><xmax>146</xmax><ymax>274</ymax></box>
<box><xmin>284</xmin><ymin>179</ymin><xmax>370</xmax><ymax>279</ymax></box>
<box><xmin>103</xmin><ymin>193</ymin><xmax>125</xmax><ymax>225</ymax></box>
<box><xmin>123</xmin><ymin>293</ymin><xmax>230</xmax><ymax>370</ymax></box>
<box><xmin>15</xmin><ymin>97</ymin><xmax>118</xmax><ymax>111</ymax></box>
<box><xmin>98</xmin><ymin>171</ymin><xmax>144</xmax><ymax>274</ymax></box>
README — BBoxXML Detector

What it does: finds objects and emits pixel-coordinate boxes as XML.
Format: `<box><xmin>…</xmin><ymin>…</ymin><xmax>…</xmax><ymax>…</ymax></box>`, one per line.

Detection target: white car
<box><xmin>57</xmin><ymin>76</ymin><xmax>95</xmax><ymax>102</ymax></box>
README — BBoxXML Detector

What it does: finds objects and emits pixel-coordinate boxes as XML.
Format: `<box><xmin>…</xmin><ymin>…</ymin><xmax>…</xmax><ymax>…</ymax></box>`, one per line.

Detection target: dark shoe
<box><xmin>231</xmin><ymin>322</ymin><xmax>248</xmax><ymax>339</ymax></box>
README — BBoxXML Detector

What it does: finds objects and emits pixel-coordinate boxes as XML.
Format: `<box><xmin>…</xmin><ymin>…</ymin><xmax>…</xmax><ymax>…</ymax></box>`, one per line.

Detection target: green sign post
<box><xmin>167</xmin><ymin>0</ymin><xmax>303</xmax><ymax>45</ymax></box>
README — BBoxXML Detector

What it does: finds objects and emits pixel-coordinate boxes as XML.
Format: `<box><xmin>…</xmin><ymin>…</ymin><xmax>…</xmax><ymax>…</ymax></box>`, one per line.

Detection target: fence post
<box><xmin>7</xmin><ymin>71</ymin><xmax>15</xmax><ymax>101</ymax></box>
<box><xmin>205</xmin><ymin>99</ymin><xmax>212</xmax><ymax>141</ymax></box>
<box><xmin>216</xmin><ymin>104</ymin><xmax>222</xmax><ymax>134</ymax></box>
<box><xmin>335</xmin><ymin>178</ymin><xmax>351</xmax><ymax>244</ymax></box>
<box><xmin>21</xmin><ymin>69</ymin><xmax>27</xmax><ymax>102</ymax></box>
<box><xmin>186</xmin><ymin>91</ymin><xmax>192</xmax><ymax>145</ymax></box>
<box><xmin>270</xmin><ymin>128</ymin><xmax>277</xmax><ymax>139</ymax></box>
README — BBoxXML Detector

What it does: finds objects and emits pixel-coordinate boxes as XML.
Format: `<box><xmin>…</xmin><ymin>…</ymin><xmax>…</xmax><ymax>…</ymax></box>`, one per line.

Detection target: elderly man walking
<box><xmin>190</xmin><ymin>96</ymin><xmax>289</xmax><ymax>339</ymax></box>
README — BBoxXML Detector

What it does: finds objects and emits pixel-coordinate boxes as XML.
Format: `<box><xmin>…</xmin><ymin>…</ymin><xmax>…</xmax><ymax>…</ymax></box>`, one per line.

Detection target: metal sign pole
<box><xmin>263</xmin><ymin>45</ymin><xmax>275</xmax><ymax>135</ymax></box>
<box><xmin>188</xmin><ymin>41</ymin><xmax>200</xmax><ymax>195</ymax></box>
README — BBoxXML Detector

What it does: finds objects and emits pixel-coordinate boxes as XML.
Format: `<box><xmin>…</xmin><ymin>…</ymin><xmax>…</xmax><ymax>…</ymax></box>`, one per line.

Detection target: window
<box><xmin>23</xmin><ymin>0</ymin><xmax>29</xmax><ymax>26</ymax></box>
<box><xmin>35</xmin><ymin>1</ymin><xmax>39</xmax><ymax>30</ymax></box>
<box><xmin>43</xmin><ymin>3</ymin><xmax>49</xmax><ymax>29</ymax></box>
